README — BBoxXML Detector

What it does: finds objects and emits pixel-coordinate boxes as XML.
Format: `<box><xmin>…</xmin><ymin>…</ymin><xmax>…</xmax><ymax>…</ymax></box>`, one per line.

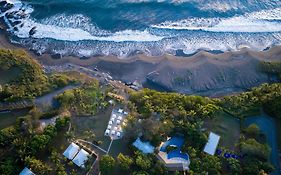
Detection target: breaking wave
<box><xmin>0</xmin><ymin>0</ymin><xmax>281</xmax><ymax>57</ymax></box>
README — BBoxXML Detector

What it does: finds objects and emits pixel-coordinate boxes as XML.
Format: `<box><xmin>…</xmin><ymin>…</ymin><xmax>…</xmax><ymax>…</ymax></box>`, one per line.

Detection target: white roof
<box><xmin>73</xmin><ymin>149</ymin><xmax>90</xmax><ymax>168</ymax></box>
<box><xmin>118</xmin><ymin>109</ymin><xmax>123</xmax><ymax>113</ymax></box>
<box><xmin>124</xmin><ymin>112</ymin><xmax>128</xmax><ymax>115</ymax></box>
<box><xmin>111</xmin><ymin>130</ymin><xmax>116</xmax><ymax>134</ymax></box>
<box><xmin>105</xmin><ymin>129</ymin><xmax>110</xmax><ymax>134</ymax></box>
<box><xmin>109</xmin><ymin>121</ymin><xmax>113</xmax><ymax>125</ymax></box>
<box><xmin>112</xmin><ymin>114</ymin><xmax>116</xmax><ymax>118</ymax></box>
<box><xmin>118</xmin><ymin>116</ymin><xmax>122</xmax><ymax>120</ymax></box>
<box><xmin>133</xmin><ymin>137</ymin><xmax>155</xmax><ymax>154</ymax></box>
<box><xmin>117</xmin><ymin>132</ymin><xmax>121</xmax><ymax>136</ymax></box>
<box><xmin>19</xmin><ymin>167</ymin><xmax>35</xmax><ymax>175</ymax></box>
<box><xmin>116</xmin><ymin>120</ymin><xmax>121</xmax><ymax>124</ymax></box>
<box><xmin>203</xmin><ymin>132</ymin><xmax>220</xmax><ymax>155</ymax></box>
<box><xmin>107</xmin><ymin>125</ymin><xmax>112</xmax><ymax>129</ymax></box>
<box><xmin>63</xmin><ymin>142</ymin><xmax>80</xmax><ymax>160</ymax></box>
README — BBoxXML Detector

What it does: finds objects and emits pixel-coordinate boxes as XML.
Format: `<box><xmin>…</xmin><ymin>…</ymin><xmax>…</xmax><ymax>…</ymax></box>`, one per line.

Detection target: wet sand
<box><xmin>0</xmin><ymin>22</ymin><xmax>281</xmax><ymax>97</ymax></box>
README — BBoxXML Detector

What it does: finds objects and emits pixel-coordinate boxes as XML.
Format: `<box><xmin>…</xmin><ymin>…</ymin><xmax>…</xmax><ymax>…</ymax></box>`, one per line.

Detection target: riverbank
<box><xmin>244</xmin><ymin>114</ymin><xmax>281</xmax><ymax>175</ymax></box>
<box><xmin>0</xmin><ymin>20</ymin><xmax>281</xmax><ymax>97</ymax></box>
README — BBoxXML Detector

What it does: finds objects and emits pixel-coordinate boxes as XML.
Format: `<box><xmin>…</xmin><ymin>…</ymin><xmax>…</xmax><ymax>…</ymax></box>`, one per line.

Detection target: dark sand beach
<box><xmin>0</xmin><ymin>21</ymin><xmax>281</xmax><ymax>97</ymax></box>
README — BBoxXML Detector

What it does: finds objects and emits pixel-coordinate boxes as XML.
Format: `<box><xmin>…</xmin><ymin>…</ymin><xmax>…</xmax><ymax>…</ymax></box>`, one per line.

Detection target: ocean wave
<box><xmin>1</xmin><ymin>0</ymin><xmax>281</xmax><ymax>58</ymax></box>
<box><xmin>15</xmin><ymin>19</ymin><xmax>164</xmax><ymax>42</ymax></box>
<box><xmin>0</xmin><ymin>0</ymin><xmax>164</xmax><ymax>42</ymax></box>
<box><xmin>152</xmin><ymin>8</ymin><xmax>281</xmax><ymax>33</ymax></box>
<box><xmin>120</xmin><ymin>0</ymin><xmax>280</xmax><ymax>12</ymax></box>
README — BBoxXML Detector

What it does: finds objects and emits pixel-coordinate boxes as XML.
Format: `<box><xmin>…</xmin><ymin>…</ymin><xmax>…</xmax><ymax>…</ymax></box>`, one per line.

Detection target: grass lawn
<box><xmin>71</xmin><ymin>104</ymin><xmax>131</xmax><ymax>157</ymax></box>
<box><xmin>204</xmin><ymin>112</ymin><xmax>240</xmax><ymax>150</ymax></box>
<box><xmin>0</xmin><ymin>67</ymin><xmax>21</xmax><ymax>85</ymax></box>
<box><xmin>72</xmin><ymin>106</ymin><xmax>113</xmax><ymax>150</ymax></box>
<box><xmin>109</xmin><ymin>138</ymin><xmax>131</xmax><ymax>158</ymax></box>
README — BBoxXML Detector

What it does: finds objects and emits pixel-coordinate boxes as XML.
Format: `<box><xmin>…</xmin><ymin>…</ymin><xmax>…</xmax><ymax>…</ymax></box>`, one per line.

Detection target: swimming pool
<box><xmin>160</xmin><ymin>137</ymin><xmax>185</xmax><ymax>152</ymax></box>
<box><xmin>160</xmin><ymin>136</ymin><xmax>189</xmax><ymax>161</ymax></box>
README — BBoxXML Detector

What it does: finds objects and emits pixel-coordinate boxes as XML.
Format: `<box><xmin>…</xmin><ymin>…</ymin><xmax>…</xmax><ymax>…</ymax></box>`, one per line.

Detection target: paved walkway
<box><xmin>107</xmin><ymin>139</ymin><xmax>113</xmax><ymax>154</ymax></box>
<box><xmin>35</xmin><ymin>85</ymin><xmax>77</xmax><ymax>111</ymax></box>
<box><xmin>77</xmin><ymin>139</ymin><xmax>107</xmax><ymax>153</ymax></box>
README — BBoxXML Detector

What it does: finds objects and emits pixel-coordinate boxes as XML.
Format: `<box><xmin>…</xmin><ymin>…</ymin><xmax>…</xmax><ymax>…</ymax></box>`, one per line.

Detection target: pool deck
<box><xmin>157</xmin><ymin>151</ymin><xmax>190</xmax><ymax>171</ymax></box>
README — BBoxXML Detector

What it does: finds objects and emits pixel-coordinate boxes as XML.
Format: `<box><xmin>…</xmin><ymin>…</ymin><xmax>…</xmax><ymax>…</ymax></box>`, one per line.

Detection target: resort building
<box><xmin>72</xmin><ymin>149</ymin><xmax>90</xmax><ymax>168</ymax></box>
<box><xmin>63</xmin><ymin>142</ymin><xmax>80</xmax><ymax>160</ymax></box>
<box><xmin>203</xmin><ymin>132</ymin><xmax>221</xmax><ymax>156</ymax></box>
<box><xmin>19</xmin><ymin>167</ymin><xmax>35</xmax><ymax>175</ymax></box>
<box><xmin>157</xmin><ymin>137</ymin><xmax>190</xmax><ymax>171</ymax></box>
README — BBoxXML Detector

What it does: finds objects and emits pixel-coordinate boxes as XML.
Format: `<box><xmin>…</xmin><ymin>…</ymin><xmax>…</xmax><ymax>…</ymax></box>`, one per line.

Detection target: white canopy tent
<box><xmin>117</xmin><ymin>116</ymin><xmax>122</xmax><ymax>120</ymax></box>
<box><xmin>105</xmin><ymin>129</ymin><xmax>110</xmax><ymax>135</ymax></box>
<box><xmin>118</xmin><ymin>109</ymin><xmax>123</xmax><ymax>113</ymax></box>
<box><xmin>116</xmin><ymin>120</ymin><xmax>121</xmax><ymax>124</ymax></box>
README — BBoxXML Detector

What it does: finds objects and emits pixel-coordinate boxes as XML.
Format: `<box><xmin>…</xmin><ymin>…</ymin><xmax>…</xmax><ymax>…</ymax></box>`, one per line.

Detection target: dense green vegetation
<box><xmin>259</xmin><ymin>61</ymin><xmax>281</xmax><ymax>79</ymax></box>
<box><xmin>56</xmin><ymin>80</ymin><xmax>106</xmax><ymax>115</ymax></box>
<box><xmin>100</xmin><ymin>152</ymin><xmax>169</xmax><ymax>175</ymax></box>
<box><xmin>123</xmin><ymin>87</ymin><xmax>278</xmax><ymax>175</ymax></box>
<box><xmin>125</xmin><ymin>89</ymin><xmax>223</xmax><ymax>174</ymax></box>
<box><xmin>0</xmin><ymin>110</ymin><xmax>70</xmax><ymax>175</ymax></box>
<box><xmin>221</xmin><ymin>83</ymin><xmax>281</xmax><ymax>118</ymax></box>
<box><xmin>0</xmin><ymin>49</ymin><xmax>76</xmax><ymax>102</ymax></box>
<box><xmin>239</xmin><ymin>124</ymin><xmax>274</xmax><ymax>175</ymax></box>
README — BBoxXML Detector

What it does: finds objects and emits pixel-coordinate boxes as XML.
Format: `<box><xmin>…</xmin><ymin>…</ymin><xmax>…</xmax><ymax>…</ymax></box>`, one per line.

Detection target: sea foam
<box><xmin>1</xmin><ymin>0</ymin><xmax>281</xmax><ymax>58</ymax></box>
<box><xmin>152</xmin><ymin>8</ymin><xmax>281</xmax><ymax>33</ymax></box>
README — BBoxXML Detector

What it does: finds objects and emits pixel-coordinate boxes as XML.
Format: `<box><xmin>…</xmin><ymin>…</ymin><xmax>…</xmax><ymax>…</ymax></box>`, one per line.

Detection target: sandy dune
<box><xmin>1</xmin><ymin>23</ymin><xmax>281</xmax><ymax>97</ymax></box>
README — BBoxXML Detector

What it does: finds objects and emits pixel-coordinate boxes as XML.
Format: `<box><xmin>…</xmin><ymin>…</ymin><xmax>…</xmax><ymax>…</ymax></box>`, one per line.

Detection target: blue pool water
<box><xmin>167</xmin><ymin>150</ymin><xmax>189</xmax><ymax>160</ymax></box>
<box><xmin>160</xmin><ymin>136</ymin><xmax>189</xmax><ymax>161</ymax></box>
<box><xmin>160</xmin><ymin>136</ymin><xmax>185</xmax><ymax>152</ymax></box>
<box><xmin>1</xmin><ymin>0</ymin><xmax>281</xmax><ymax>57</ymax></box>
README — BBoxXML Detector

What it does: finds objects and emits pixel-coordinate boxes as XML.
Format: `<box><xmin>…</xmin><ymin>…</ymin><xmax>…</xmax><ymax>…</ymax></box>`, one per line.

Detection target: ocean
<box><xmin>0</xmin><ymin>0</ymin><xmax>281</xmax><ymax>57</ymax></box>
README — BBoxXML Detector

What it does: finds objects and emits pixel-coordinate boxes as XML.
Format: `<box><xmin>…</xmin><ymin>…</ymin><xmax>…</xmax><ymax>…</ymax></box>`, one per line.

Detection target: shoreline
<box><xmin>0</xmin><ymin>21</ymin><xmax>281</xmax><ymax>97</ymax></box>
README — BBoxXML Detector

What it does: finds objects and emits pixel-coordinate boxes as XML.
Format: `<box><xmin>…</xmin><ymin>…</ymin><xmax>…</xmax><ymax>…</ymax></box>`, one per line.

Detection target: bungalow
<box><xmin>63</xmin><ymin>142</ymin><xmax>80</xmax><ymax>160</ymax></box>
<box><xmin>72</xmin><ymin>149</ymin><xmax>90</xmax><ymax>168</ymax></box>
